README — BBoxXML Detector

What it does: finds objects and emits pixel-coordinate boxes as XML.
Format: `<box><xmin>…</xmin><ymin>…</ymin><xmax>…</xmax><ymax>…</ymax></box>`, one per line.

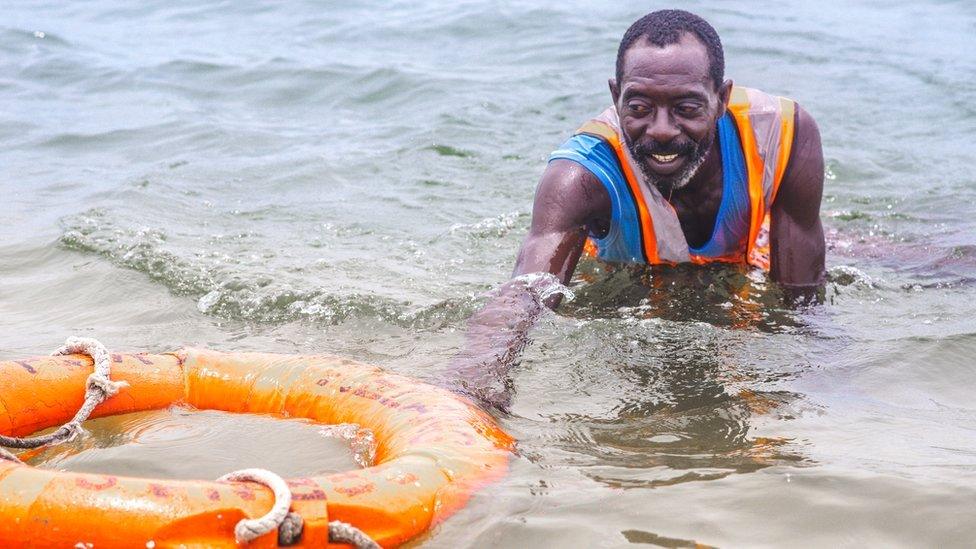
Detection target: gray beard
<box><xmin>625</xmin><ymin>129</ymin><xmax>716</xmax><ymax>198</ymax></box>
<box><xmin>639</xmin><ymin>152</ymin><xmax>709</xmax><ymax>197</ymax></box>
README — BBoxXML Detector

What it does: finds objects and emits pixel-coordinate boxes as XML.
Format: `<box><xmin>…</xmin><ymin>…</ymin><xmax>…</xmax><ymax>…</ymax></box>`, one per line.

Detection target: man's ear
<box><xmin>609</xmin><ymin>78</ymin><xmax>620</xmax><ymax>106</ymax></box>
<box><xmin>719</xmin><ymin>79</ymin><xmax>734</xmax><ymax>108</ymax></box>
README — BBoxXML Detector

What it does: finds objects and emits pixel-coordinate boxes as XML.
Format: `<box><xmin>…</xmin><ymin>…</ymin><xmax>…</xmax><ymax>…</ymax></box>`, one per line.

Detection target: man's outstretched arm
<box><xmin>444</xmin><ymin>160</ymin><xmax>610</xmax><ymax>409</ymax></box>
<box><xmin>770</xmin><ymin>104</ymin><xmax>827</xmax><ymax>302</ymax></box>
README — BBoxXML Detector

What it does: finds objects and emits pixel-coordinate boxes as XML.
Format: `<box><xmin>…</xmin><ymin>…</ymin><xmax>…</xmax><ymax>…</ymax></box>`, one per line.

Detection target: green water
<box><xmin>2</xmin><ymin>1</ymin><xmax>975</xmax><ymax>546</ymax></box>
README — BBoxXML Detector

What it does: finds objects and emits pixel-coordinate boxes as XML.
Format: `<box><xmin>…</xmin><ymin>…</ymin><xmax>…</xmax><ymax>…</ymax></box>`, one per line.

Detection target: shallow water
<box><xmin>24</xmin><ymin>408</ymin><xmax>369</xmax><ymax>480</ymax></box>
<box><xmin>2</xmin><ymin>0</ymin><xmax>975</xmax><ymax>547</ymax></box>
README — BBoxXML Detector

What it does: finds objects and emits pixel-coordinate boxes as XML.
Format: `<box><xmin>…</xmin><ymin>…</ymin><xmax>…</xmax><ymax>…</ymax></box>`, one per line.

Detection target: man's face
<box><xmin>611</xmin><ymin>33</ymin><xmax>729</xmax><ymax>194</ymax></box>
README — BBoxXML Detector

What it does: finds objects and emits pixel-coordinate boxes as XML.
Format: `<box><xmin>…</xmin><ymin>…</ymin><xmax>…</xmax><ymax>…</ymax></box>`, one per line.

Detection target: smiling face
<box><xmin>611</xmin><ymin>32</ymin><xmax>731</xmax><ymax>194</ymax></box>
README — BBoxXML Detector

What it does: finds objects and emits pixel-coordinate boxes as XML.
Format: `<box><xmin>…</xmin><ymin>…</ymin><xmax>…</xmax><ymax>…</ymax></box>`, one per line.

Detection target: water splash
<box><xmin>508</xmin><ymin>271</ymin><xmax>576</xmax><ymax>303</ymax></box>
<box><xmin>59</xmin><ymin>209</ymin><xmax>484</xmax><ymax>327</ymax></box>
<box><xmin>448</xmin><ymin>211</ymin><xmax>524</xmax><ymax>239</ymax></box>
<box><xmin>318</xmin><ymin>424</ymin><xmax>376</xmax><ymax>468</ymax></box>
<box><xmin>828</xmin><ymin>265</ymin><xmax>876</xmax><ymax>288</ymax></box>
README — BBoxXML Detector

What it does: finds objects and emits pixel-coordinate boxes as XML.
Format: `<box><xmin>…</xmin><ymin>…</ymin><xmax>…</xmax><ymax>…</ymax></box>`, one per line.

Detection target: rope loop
<box><xmin>216</xmin><ymin>468</ymin><xmax>381</xmax><ymax>548</ymax></box>
<box><xmin>0</xmin><ymin>337</ymin><xmax>123</xmax><ymax>457</ymax></box>
<box><xmin>216</xmin><ymin>468</ymin><xmax>300</xmax><ymax>545</ymax></box>
<box><xmin>54</xmin><ymin>336</ymin><xmax>129</xmax><ymax>399</ymax></box>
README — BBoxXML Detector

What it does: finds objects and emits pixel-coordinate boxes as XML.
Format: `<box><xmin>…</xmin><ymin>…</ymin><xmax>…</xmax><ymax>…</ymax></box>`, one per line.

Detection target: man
<box><xmin>447</xmin><ymin>10</ymin><xmax>825</xmax><ymax>409</ymax></box>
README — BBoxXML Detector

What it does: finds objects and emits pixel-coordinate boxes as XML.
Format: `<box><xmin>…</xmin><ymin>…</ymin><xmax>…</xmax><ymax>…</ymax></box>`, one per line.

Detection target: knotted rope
<box><xmin>217</xmin><ymin>468</ymin><xmax>379</xmax><ymax>548</ymax></box>
<box><xmin>0</xmin><ymin>337</ymin><xmax>127</xmax><ymax>460</ymax></box>
<box><xmin>216</xmin><ymin>468</ymin><xmax>303</xmax><ymax>545</ymax></box>
<box><xmin>329</xmin><ymin>520</ymin><xmax>382</xmax><ymax>549</ymax></box>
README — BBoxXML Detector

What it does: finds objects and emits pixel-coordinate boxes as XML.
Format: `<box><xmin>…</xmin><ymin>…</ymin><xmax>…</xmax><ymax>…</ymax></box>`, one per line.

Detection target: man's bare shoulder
<box><xmin>531</xmin><ymin>159</ymin><xmax>611</xmax><ymax>236</ymax></box>
<box><xmin>769</xmin><ymin>102</ymin><xmax>826</xmax><ymax>290</ymax></box>
<box><xmin>776</xmin><ymin>103</ymin><xmax>824</xmax><ymax>219</ymax></box>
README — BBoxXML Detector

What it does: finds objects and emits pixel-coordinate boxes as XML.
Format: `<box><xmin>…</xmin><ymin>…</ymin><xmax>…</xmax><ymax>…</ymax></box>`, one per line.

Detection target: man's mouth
<box><xmin>628</xmin><ymin>131</ymin><xmax>715</xmax><ymax>193</ymax></box>
<box><xmin>646</xmin><ymin>151</ymin><xmax>687</xmax><ymax>173</ymax></box>
<box><xmin>650</xmin><ymin>153</ymin><xmax>680</xmax><ymax>164</ymax></box>
<box><xmin>629</xmin><ymin>137</ymin><xmax>702</xmax><ymax>179</ymax></box>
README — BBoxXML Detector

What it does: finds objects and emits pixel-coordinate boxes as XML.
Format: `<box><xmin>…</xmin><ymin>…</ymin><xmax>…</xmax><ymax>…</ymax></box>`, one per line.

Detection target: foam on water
<box><xmin>58</xmin><ymin>207</ymin><xmax>489</xmax><ymax>328</ymax></box>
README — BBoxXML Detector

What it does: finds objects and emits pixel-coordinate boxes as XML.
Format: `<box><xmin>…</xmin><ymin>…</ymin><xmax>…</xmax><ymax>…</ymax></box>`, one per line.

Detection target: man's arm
<box><xmin>444</xmin><ymin>160</ymin><xmax>610</xmax><ymax>409</ymax></box>
<box><xmin>513</xmin><ymin>160</ymin><xmax>609</xmax><ymax>285</ymax></box>
<box><xmin>770</xmin><ymin>104</ymin><xmax>826</xmax><ymax>301</ymax></box>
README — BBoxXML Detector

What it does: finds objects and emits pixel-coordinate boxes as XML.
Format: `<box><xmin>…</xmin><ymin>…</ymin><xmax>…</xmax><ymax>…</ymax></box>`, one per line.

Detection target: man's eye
<box><xmin>676</xmin><ymin>104</ymin><xmax>702</xmax><ymax>115</ymax></box>
<box><xmin>628</xmin><ymin>103</ymin><xmax>649</xmax><ymax>114</ymax></box>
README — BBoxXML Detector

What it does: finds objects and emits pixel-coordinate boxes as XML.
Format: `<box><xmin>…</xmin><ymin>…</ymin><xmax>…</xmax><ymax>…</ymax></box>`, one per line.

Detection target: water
<box><xmin>2</xmin><ymin>0</ymin><xmax>975</xmax><ymax>546</ymax></box>
<box><xmin>23</xmin><ymin>408</ymin><xmax>370</xmax><ymax>479</ymax></box>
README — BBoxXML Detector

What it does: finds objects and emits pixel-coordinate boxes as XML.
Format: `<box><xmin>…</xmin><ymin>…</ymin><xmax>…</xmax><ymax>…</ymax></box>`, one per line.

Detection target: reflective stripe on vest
<box><xmin>575</xmin><ymin>86</ymin><xmax>796</xmax><ymax>271</ymax></box>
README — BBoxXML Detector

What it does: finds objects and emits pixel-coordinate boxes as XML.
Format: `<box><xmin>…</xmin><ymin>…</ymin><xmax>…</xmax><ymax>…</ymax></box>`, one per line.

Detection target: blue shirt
<box><xmin>548</xmin><ymin>112</ymin><xmax>750</xmax><ymax>263</ymax></box>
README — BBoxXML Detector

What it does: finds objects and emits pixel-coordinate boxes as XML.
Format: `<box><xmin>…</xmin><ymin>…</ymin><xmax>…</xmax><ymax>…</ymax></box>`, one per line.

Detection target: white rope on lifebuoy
<box><xmin>0</xmin><ymin>337</ymin><xmax>127</xmax><ymax>457</ymax></box>
<box><xmin>329</xmin><ymin>520</ymin><xmax>382</xmax><ymax>549</ymax></box>
<box><xmin>216</xmin><ymin>468</ymin><xmax>300</xmax><ymax>544</ymax></box>
<box><xmin>216</xmin><ymin>468</ymin><xmax>380</xmax><ymax>548</ymax></box>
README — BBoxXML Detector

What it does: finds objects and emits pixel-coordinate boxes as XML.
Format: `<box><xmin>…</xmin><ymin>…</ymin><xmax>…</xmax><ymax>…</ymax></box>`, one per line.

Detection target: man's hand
<box><xmin>441</xmin><ymin>161</ymin><xmax>610</xmax><ymax>410</ymax></box>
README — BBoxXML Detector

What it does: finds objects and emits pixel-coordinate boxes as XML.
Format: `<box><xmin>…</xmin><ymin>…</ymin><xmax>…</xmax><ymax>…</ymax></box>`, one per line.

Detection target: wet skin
<box><xmin>447</xmin><ymin>33</ymin><xmax>826</xmax><ymax>409</ymax></box>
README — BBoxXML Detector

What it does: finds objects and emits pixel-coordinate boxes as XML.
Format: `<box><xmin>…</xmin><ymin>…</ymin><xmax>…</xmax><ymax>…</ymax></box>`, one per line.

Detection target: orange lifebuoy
<box><xmin>0</xmin><ymin>349</ymin><xmax>513</xmax><ymax>548</ymax></box>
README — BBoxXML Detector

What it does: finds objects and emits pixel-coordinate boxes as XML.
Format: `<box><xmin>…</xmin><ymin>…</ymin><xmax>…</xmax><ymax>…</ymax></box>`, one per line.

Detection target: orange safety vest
<box><xmin>574</xmin><ymin>86</ymin><xmax>796</xmax><ymax>270</ymax></box>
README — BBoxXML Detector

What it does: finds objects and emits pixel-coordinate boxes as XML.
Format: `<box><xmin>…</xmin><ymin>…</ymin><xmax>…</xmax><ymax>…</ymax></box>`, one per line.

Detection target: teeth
<box><xmin>652</xmin><ymin>153</ymin><xmax>678</xmax><ymax>162</ymax></box>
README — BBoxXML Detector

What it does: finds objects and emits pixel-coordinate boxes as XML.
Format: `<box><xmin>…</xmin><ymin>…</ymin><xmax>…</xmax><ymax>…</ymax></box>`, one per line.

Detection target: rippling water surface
<box><xmin>2</xmin><ymin>1</ymin><xmax>975</xmax><ymax>547</ymax></box>
<box><xmin>24</xmin><ymin>408</ymin><xmax>369</xmax><ymax>479</ymax></box>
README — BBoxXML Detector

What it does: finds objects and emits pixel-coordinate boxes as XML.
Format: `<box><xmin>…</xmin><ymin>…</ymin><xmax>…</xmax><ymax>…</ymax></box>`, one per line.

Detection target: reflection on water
<box><xmin>555</xmin><ymin>393</ymin><xmax>806</xmax><ymax>489</ymax></box>
<box><xmin>24</xmin><ymin>407</ymin><xmax>374</xmax><ymax>480</ymax></box>
<box><xmin>567</xmin><ymin>260</ymin><xmax>804</xmax><ymax>332</ymax></box>
<box><xmin>622</xmin><ymin>529</ymin><xmax>716</xmax><ymax>548</ymax></box>
<box><xmin>520</xmin><ymin>272</ymin><xmax>811</xmax><ymax>490</ymax></box>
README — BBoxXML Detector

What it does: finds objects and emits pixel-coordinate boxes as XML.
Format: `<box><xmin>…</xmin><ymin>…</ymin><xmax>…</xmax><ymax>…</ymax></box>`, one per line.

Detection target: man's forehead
<box><xmin>619</xmin><ymin>32</ymin><xmax>711</xmax><ymax>87</ymax></box>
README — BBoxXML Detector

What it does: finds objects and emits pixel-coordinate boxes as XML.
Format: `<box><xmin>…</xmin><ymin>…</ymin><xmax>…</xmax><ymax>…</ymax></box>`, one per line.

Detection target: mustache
<box><xmin>630</xmin><ymin>139</ymin><xmax>697</xmax><ymax>159</ymax></box>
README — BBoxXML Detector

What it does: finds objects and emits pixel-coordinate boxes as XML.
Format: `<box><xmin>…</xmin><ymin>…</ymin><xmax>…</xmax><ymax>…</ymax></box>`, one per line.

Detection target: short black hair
<box><xmin>615</xmin><ymin>10</ymin><xmax>725</xmax><ymax>90</ymax></box>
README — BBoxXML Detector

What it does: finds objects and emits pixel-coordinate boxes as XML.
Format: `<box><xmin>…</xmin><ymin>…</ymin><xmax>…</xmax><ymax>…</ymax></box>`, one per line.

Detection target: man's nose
<box><xmin>646</xmin><ymin>109</ymin><xmax>680</xmax><ymax>143</ymax></box>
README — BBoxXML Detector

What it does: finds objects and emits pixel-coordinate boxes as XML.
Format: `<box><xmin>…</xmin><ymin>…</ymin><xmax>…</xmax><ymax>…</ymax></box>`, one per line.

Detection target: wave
<box><xmin>58</xmin><ymin>208</ymin><xmax>485</xmax><ymax>328</ymax></box>
<box><xmin>448</xmin><ymin>211</ymin><xmax>525</xmax><ymax>239</ymax></box>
